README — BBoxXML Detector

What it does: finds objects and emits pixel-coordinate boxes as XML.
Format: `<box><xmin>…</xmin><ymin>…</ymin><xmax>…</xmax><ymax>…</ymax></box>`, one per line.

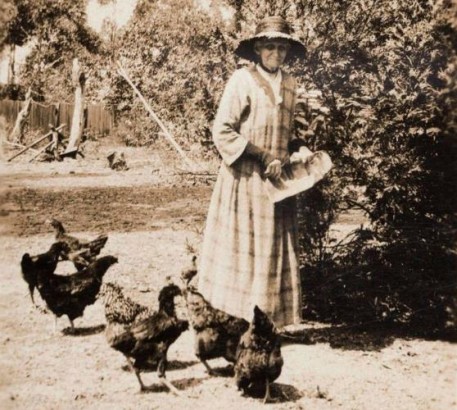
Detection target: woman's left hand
<box><xmin>265</xmin><ymin>159</ymin><xmax>282</xmax><ymax>180</ymax></box>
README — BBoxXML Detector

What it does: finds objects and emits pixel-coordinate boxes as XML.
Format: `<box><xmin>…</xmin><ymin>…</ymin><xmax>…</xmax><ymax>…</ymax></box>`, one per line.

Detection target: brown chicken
<box><xmin>180</xmin><ymin>258</ymin><xmax>249</xmax><ymax>375</ymax></box>
<box><xmin>36</xmin><ymin>255</ymin><xmax>118</xmax><ymax>332</ymax></box>
<box><xmin>101</xmin><ymin>282</ymin><xmax>188</xmax><ymax>394</ymax></box>
<box><xmin>47</xmin><ymin>218</ymin><xmax>108</xmax><ymax>270</ymax></box>
<box><xmin>20</xmin><ymin>242</ymin><xmax>69</xmax><ymax>305</ymax></box>
<box><xmin>181</xmin><ymin>255</ymin><xmax>197</xmax><ymax>286</ymax></box>
<box><xmin>234</xmin><ymin>305</ymin><xmax>284</xmax><ymax>403</ymax></box>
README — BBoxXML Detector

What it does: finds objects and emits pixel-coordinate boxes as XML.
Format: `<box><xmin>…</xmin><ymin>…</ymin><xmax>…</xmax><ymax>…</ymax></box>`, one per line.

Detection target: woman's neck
<box><xmin>258</xmin><ymin>62</ymin><xmax>280</xmax><ymax>76</ymax></box>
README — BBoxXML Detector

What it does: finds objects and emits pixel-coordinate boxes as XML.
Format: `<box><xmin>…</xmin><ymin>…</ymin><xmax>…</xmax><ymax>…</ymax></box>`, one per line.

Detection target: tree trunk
<box><xmin>7</xmin><ymin>44</ymin><xmax>16</xmax><ymax>84</ymax></box>
<box><xmin>9</xmin><ymin>87</ymin><xmax>32</xmax><ymax>144</ymax></box>
<box><xmin>65</xmin><ymin>58</ymin><xmax>86</xmax><ymax>154</ymax></box>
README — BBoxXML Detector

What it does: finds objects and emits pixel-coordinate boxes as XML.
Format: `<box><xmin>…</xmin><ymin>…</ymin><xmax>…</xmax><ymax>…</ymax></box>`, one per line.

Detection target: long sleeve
<box><xmin>212</xmin><ymin>70</ymin><xmax>250</xmax><ymax>166</ymax></box>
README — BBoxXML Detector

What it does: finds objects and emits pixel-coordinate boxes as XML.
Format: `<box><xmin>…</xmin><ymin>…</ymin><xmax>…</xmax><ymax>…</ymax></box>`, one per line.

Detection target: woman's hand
<box><xmin>290</xmin><ymin>146</ymin><xmax>313</xmax><ymax>164</ymax></box>
<box><xmin>265</xmin><ymin>159</ymin><xmax>282</xmax><ymax>180</ymax></box>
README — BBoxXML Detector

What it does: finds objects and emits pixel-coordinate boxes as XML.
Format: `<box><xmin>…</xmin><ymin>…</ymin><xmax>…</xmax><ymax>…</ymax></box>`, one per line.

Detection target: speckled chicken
<box><xmin>20</xmin><ymin>242</ymin><xmax>69</xmax><ymax>305</ymax></box>
<box><xmin>100</xmin><ymin>282</ymin><xmax>154</xmax><ymax>326</ymax></box>
<box><xmin>36</xmin><ymin>255</ymin><xmax>118</xmax><ymax>332</ymax></box>
<box><xmin>101</xmin><ymin>282</ymin><xmax>188</xmax><ymax>394</ymax></box>
<box><xmin>180</xmin><ymin>258</ymin><xmax>249</xmax><ymax>375</ymax></box>
<box><xmin>234</xmin><ymin>305</ymin><xmax>284</xmax><ymax>403</ymax></box>
<box><xmin>47</xmin><ymin>218</ymin><xmax>108</xmax><ymax>270</ymax></box>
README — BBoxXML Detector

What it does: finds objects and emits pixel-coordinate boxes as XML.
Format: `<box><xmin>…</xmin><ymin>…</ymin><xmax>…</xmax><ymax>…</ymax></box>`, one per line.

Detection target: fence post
<box><xmin>9</xmin><ymin>87</ymin><xmax>32</xmax><ymax>144</ymax></box>
<box><xmin>65</xmin><ymin>58</ymin><xmax>85</xmax><ymax>154</ymax></box>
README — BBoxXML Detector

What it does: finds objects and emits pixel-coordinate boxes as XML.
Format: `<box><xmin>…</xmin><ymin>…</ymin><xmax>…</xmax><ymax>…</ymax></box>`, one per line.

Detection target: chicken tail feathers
<box><xmin>87</xmin><ymin>235</ymin><xmax>109</xmax><ymax>256</ymax></box>
<box><xmin>21</xmin><ymin>252</ymin><xmax>32</xmax><ymax>268</ymax></box>
<box><xmin>21</xmin><ymin>253</ymin><xmax>37</xmax><ymax>302</ymax></box>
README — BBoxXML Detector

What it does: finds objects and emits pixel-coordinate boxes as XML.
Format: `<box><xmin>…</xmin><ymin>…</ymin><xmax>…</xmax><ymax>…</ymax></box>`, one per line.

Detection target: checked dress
<box><xmin>197</xmin><ymin>64</ymin><xmax>302</xmax><ymax>328</ymax></box>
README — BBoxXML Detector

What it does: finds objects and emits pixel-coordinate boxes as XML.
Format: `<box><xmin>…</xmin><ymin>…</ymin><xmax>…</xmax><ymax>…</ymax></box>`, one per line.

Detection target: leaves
<box><xmin>106</xmin><ymin>0</ymin><xmax>233</xmax><ymax>147</ymax></box>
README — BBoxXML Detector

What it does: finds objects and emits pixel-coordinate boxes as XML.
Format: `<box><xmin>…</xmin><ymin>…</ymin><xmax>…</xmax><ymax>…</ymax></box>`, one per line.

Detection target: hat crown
<box><xmin>234</xmin><ymin>16</ymin><xmax>306</xmax><ymax>62</ymax></box>
<box><xmin>255</xmin><ymin>16</ymin><xmax>291</xmax><ymax>36</ymax></box>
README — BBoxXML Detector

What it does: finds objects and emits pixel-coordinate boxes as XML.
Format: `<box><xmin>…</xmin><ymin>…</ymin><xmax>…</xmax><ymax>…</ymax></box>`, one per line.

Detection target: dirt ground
<box><xmin>0</xmin><ymin>140</ymin><xmax>455</xmax><ymax>410</ymax></box>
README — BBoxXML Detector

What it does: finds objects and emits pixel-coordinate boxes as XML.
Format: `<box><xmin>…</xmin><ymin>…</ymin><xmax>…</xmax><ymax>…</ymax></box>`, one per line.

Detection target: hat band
<box><xmin>252</xmin><ymin>31</ymin><xmax>296</xmax><ymax>41</ymax></box>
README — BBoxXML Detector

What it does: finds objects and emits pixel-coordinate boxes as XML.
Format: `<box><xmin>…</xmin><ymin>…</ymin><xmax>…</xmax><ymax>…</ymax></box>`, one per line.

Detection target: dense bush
<box><xmin>106</xmin><ymin>0</ymin><xmax>234</xmax><ymax>150</ymax></box>
<box><xmin>286</xmin><ymin>0</ymin><xmax>456</xmax><ymax>333</ymax></box>
<box><xmin>0</xmin><ymin>83</ymin><xmax>27</xmax><ymax>100</ymax></box>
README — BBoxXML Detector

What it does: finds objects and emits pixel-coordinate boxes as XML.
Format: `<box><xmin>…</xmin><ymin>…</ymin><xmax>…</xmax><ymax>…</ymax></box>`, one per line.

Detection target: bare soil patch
<box><xmin>0</xmin><ymin>142</ymin><xmax>455</xmax><ymax>410</ymax></box>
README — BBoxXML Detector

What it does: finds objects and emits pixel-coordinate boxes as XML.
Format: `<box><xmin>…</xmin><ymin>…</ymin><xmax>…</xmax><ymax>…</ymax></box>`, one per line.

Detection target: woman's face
<box><xmin>255</xmin><ymin>39</ymin><xmax>290</xmax><ymax>71</ymax></box>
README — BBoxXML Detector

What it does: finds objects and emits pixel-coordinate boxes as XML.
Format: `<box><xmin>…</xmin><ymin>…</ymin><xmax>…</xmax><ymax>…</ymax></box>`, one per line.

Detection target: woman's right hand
<box><xmin>265</xmin><ymin>159</ymin><xmax>282</xmax><ymax>180</ymax></box>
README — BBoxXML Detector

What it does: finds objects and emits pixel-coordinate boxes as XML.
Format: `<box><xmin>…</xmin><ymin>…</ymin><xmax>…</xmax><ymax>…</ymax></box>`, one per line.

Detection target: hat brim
<box><xmin>235</xmin><ymin>32</ymin><xmax>306</xmax><ymax>62</ymax></box>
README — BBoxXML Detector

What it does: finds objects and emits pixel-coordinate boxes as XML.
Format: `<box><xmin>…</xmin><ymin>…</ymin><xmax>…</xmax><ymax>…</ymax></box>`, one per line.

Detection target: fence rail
<box><xmin>0</xmin><ymin>99</ymin><xmax>114</xmax><ymax>136</ymax></box>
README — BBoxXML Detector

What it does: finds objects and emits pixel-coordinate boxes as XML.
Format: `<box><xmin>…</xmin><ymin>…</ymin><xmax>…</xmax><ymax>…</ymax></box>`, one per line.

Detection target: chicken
<box><xmin>234</xmin><ymin>305</ymin><xmax>284</xmax><ymax>403</ymax></box>
<box><xmin>180</xmin><ymin>260</ymin><xmax>249</xmax><ymax>375</ymax></box>
<box><xmin>47</xmin><ymin>218</ymin><xmax>108</xmax><ymax>270</ymax></box>
<box><xmin>99</xmin><ymin>282</ymin><xmax>157</xmax><ymax>371</ymax></box>
<box><xmin>99</xmin><ymin>282</ymin><xmax>154</xmax><ymax>326</ymax></box>
<box><xmin>180</xmin><ymin>256</ymin><xmax>249</xmax><ymax>374</ymax></box>
<box><xmin>101</xmin><ymin>282</ymin><xmax>188</xmax><ymax>394</ymax></box>
<box><xmin>36</xmin><ymin>255</ymin><xmax>118</xmax><ymax>332</ymax></box>
<box><xmin>180</xmin><ymin>255</ymin><xmax>197</xmax><ymax>287</ymax></box>
<box><xmin>20</xmin><ymin>242</ymin><xmax>69</xmax><ymax>306</ymax></box>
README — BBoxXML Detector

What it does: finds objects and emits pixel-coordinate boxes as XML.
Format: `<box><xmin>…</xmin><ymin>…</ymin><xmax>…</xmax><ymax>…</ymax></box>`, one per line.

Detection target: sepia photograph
<box><xmin>0</xmin><ymin>0</ymin><xmax>456</xmax><ymax>409</ymax></box>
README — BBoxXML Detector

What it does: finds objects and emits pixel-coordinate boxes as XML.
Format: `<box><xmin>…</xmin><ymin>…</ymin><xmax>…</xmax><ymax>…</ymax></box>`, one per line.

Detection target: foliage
<box><xmin>278</xmin><ymin>0</ymin><xmax>457</xmax><ymax>333</ymax></box>
<box><xmin>2</xmin><ymin>0</ymin><xmax>103</xmax><ymax>102</ymax></box>
<box><xmin>106</xmin><ymin>0</ymin><xmax>234</xmax><ymax>149</ymax></box>
<box><xmin>0</xmin><ymin>0</ymin><xmax>17</xmax><ymax>52</ymax></box>
<box><xmin>0</xmin><ymin>83</ymin><xmax>27</xmax><ymax>100</ymax></box>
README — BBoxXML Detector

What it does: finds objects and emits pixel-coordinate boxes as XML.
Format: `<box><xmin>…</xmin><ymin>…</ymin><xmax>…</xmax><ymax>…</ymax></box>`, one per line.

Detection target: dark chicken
<box><xmin>101</xmin><ymin>282</ymin><xmax>188</xmax><ymax>394</ymax></box>
<box><xmin>36</xmin><ymin>255</ymin><xmax>118</xmax><ymax>332</ymax></box>
<box><xmin>47</xmin><ymin>218</ymin><xmax>108</xmax><ymax>270</ymax></box>
<box><xmin>20</xmin><ymin>242</ymin><xmax>69</xmax><ymax>305</ymax></box>
<box><xmin>180</xmin><ymin>260</ymin><xmax>249</xmax><ymax>375</ymax></box>
<box><xmin>234</xmin><ymin>305</ymin><xmax>284</xmax><ymax>403</ymax></box>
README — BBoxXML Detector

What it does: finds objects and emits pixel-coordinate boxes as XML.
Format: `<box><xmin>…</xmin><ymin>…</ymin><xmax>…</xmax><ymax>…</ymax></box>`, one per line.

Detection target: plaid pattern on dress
<box><xmin>197</xmin><ymin>65</ymin><xmax>302</xmax><ymax>328</ymax></box>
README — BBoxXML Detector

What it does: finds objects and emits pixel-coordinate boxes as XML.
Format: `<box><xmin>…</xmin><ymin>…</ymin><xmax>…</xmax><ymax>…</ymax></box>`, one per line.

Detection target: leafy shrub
<box><xmin>285</xmin><ymin>0</ymin><xmax>457</xmax><ymax>333</ymax></box>
<box><xmin>0</xmin><ymin>83</ymin><xmax>27</xmax><ymax>100</ymax></box>
<box><xmin>106</xmin><ymin>0</ymin><xmax>234</xmax><ymax>151</ymax></box>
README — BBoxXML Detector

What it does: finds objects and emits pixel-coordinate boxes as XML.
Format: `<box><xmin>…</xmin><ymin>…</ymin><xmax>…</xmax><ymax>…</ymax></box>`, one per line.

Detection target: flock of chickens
<box><xmin>20</xmin><ymin>219</ymin><xmax>284</xmax><ymax>403</ymax></box>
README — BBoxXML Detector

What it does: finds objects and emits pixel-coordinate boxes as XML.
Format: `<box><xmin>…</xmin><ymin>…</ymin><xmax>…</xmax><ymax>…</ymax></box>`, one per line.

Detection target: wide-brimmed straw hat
<box><xmin>235</xmin><ymin>16</ymin><xmax>306</xmax><ymax>62</ymax></box>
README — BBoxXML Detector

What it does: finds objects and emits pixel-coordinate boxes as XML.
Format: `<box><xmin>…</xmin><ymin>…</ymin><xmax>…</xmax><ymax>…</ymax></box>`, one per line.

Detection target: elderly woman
<box><xmin>197</xmin><ymin>16</ymin><xmax>308</xmax><ymax>329</ymax></box>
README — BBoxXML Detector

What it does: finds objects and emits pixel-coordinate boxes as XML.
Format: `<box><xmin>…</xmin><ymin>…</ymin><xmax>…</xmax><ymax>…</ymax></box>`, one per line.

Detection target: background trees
<box><xmin>106</xmin><ymin>0</ymin><xmax>232</xmax><ymax>148</ymax></box>
<box><xmin>2</xmin><ymin>0</ymin><xmax>102</xmax><ymax>101</ymax></box>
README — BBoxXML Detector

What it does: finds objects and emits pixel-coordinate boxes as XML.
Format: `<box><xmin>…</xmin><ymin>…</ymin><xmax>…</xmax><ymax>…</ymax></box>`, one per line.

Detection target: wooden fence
<box><xmin>0</xmin><ymin>99</ymin><xmax>114</xmax><ymax>136</ymax></box>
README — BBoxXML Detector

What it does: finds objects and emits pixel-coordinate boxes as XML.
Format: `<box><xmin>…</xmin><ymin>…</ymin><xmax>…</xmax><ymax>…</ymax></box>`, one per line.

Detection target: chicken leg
<box><xmin>28</xmin><ymin>285</ymin><xmax>35</xmax><ymax>305</ymax></box>
<box><xmin>200</xmin><ymin>359</ymin><xmax>215</xmax><ymax>376</ymax></box>
<box><xmin>263</xmin><ymin>379</ymin><xmax>272</xmax><ymax>404</ymax></box>
<box><xmin>68</xmin><ymin>318</ymin><xmax>75</xmax><ymax>334</ymax></box>
<box><xmin>125</xmin><ymin>356</ymin><xmax>146</xmax><ymax>391</ymax></box>
<box><xmin>157</xmin><ymin>358</ymin><xmax>182</xmax><ymax>396</ymax></box>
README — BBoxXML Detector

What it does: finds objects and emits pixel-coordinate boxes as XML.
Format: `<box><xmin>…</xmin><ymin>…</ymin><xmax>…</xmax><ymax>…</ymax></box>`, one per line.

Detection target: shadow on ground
<box><xmin>281</xmin><ymin>323</ymin><xmax>457</xmax><ymax>351</ymax></box>
<box><xmin>62</xmin><ymin>324</ymin><xmax>106</xmax><ymax>336</ymax></box>
<box><xmin>241</xmin><ymin>382</ymin><xmax>303</xmax><ymax>403</ymax></box>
